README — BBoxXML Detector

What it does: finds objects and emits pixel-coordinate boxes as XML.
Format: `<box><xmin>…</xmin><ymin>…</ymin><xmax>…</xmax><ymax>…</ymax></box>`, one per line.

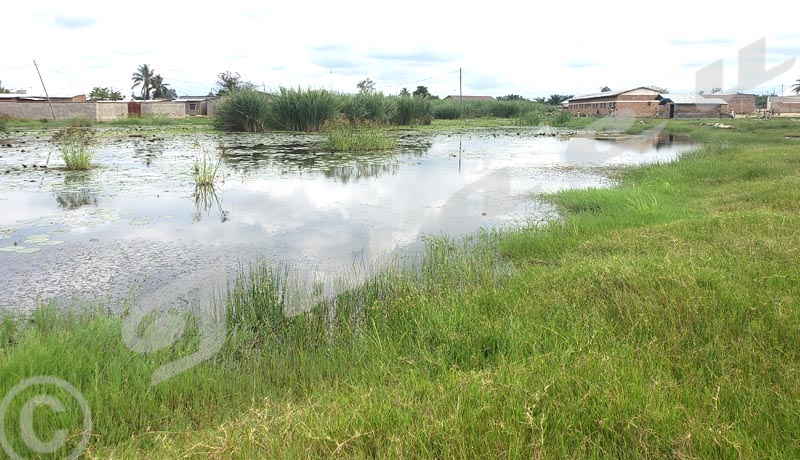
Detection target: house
<box><xmin>767</xmin><ymin>96</ymin><xmax>800</xmax><ymax>115</ymax></box>
<box><xmin>175</xmin><ymin>96</ymin><xmax>220</xmax><ymax>116</ymax></box>
<box><xmin>442</xmin><ymin>95</ymin><xmax>496</xmax><ymax>102</ymax></box>
<box><xmin>567</xmin><ymin>87</ymin><xmax>662</xmax><ymax>117</ymax></box>
<box><xmin>656</xmin><ymin>94</ymin><xmax>728</xmax><ymax>119</ymax></box>
<box><xmin>707</xmin><ymin>93</ymin><xmax>756</xmax><ymax>114</ymax></box>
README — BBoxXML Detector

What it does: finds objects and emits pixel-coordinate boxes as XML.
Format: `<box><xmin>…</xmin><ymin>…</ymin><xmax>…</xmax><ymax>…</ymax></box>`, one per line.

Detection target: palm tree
<box><xmin>150</xmin><ymin>74</ymin><xmax>171</xmax><ymax>99</ymax></box>
<box><xmin>792</xmin><ymin>78</ymin><xmax>800</xmax><ymax>95</ymax></box>
<box><xmin>131</xmin><ymin>64</ymin><xmax>155</xmax><ymax>100</ymax></box>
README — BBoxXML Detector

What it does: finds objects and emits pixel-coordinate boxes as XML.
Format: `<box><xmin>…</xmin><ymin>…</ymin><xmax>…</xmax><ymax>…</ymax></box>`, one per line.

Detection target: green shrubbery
<box><xmin>268</xmin><ymin>87</ymin><xmax>339</xmax><ymax>132</ymax></box>
<box><xmin>53</xmin><ymin>127</ymin><xmax>96</xmax><ymax>170</ymax></box>
<box><xmin>213</xmin><ymin>88</ymin><xmax>270</xmax><ymax>132</ymax></box>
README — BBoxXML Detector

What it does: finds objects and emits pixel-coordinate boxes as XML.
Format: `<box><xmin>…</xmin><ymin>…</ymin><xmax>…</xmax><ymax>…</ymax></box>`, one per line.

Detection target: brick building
<box><xmin>768</xmin><ymin>96</ymin><xmax>800</xmax><ymax>115</ymax></box>
<box><xmin>567</xmin><ymin>87</ymin><xmax>662</xmax><ymax>117</ymax></box>
<box><xmin>655</xmin><ymin>94</ymin><xmax>728</xmax><ymax>119</ymax></box>
<box><xmin>710</xmin><ymin>93</ymin><xmax>756</xmax><ymax>114</ymax></box>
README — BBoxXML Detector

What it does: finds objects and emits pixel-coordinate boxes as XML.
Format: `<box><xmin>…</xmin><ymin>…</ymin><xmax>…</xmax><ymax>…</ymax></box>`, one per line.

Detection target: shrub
<box><xmin>268</xmin><ymin>87</ymin><xmax>339</xmax><ymax>132</ymax></box>
<box><xmin>433</xmin><ymin>101</ymin><xmax>462</xmax><ymax>120</ymax></box>
<box><xmin>213</xmin><ymin>88</ymin><xmax>270</xmax><ymax>132</ymax></box>
<box><xmin>394</xmin><ymin>96</ymin><xmax>432</xmax><ymax>125</ymax></box>
<box><xmin>550</xmin><ymin>110</ymin><xmax>572</xmax><ymax>126</ymax></box>
<box><xmin>340</xmin><ymin>93</ymin><xmax>396</xmax><ymax>124</ymax></box>
<box><xmin>53</xmin><ymin>127</ymin><xmax>96</xmax><ymax>170</ymax></box>
<box><xmin>65</xmin><ymin>116</ymin><xmax>94</xmax><ymax>127</ymax></box>
<box><xmin>0</xmin><ymin>114</ymin><xmax>8</xmax><ymax>132</ymax></box>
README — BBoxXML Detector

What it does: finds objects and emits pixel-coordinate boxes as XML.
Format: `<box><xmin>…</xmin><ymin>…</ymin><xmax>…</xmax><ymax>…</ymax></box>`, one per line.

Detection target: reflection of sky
<box><xmin>0</xmin><ymin>129</ymin><xmax>692</xmax><ymax>310</ymax></box>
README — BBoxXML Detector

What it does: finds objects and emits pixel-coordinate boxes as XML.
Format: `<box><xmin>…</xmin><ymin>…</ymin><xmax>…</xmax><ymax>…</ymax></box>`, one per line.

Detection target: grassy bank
<box><xmin>1</xmin><ymin>119</ymin><xmax>799</xmax><ymax>458</ymax></box>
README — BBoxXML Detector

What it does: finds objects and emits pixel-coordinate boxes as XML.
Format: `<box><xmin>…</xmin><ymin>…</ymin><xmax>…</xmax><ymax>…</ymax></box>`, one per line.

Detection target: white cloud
<box><xmin>1</xmin><ymin>0</ymin><xmax>798</xmax><ymax>98</ymax></box>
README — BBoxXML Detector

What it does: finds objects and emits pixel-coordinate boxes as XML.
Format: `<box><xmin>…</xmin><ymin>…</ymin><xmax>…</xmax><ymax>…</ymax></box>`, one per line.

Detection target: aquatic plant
<box><xmin>193</xmin><ymin>145</ymin><xmax>225</xmax><ymax>186</ymax></box>
<box><xmin>213</xmin><ymin>88</ymin><xmax>270</xmax><ymax>132</ymax></box>
<box><xmin>323</xmin><ymin>116</ymin><xmax>397</xmax><ymax>152</ymax></box>
<box><xmin>268</xmin><ymin>87</ymin><xmax>339</xmax><ymax>132</ymax></box>
<box><xmin>53</xmin><ymin>126</ymin><xmax>96</xmax><ymax>170</ymax></box>
<box><xmin>394</xmin><ymin>96</ymin><xmax>432</xmax><ymax>125</ymax></box>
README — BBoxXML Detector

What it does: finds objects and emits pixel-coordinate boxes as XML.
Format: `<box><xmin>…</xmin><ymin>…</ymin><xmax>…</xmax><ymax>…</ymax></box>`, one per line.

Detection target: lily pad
<box><xmin>0</xmin><ymin>246</ymin><xmax>24</xmax><ymax>252</ymax></box>
<box><xmin>37</xmin><ymin>240</ymin><xmax>64</xmax><ymax>246</ymax></box>
<box><xmin>16</xmin><ymin>247</ymin><xmax>41</xmax><ymax>254</ymax></box>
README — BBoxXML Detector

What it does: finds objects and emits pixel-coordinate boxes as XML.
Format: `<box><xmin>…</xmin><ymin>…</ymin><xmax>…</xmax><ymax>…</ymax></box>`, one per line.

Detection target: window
<box><xmin>189</xmin><ymin>103</ymin><xmax>196</xmax><ymax>111</ymax></box>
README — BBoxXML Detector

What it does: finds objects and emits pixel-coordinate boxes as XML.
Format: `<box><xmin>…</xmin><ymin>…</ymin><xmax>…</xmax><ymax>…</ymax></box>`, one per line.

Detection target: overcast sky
<box><xmin>1</xmin><ymin>0</ymin><xmax>798</xmax><ymax>99</ymax></box>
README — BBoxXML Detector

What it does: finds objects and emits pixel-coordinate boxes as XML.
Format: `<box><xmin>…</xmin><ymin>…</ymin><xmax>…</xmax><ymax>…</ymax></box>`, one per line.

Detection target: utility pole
<box><xmin>459</xmin><ymin>67</ymin><xmax>463</xmax><ymax>120</ymax></box>
<box><xmin>33</xmin><ymin>60</ymin><xmax>57</xmax><ymax>121</ymax></box>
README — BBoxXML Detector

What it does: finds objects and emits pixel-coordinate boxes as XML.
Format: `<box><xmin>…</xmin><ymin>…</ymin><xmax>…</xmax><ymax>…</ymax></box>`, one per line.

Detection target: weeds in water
<box><xmin>323</xmin><ymin>117</ymin><xmax>397</xmax><ymax>152</ymax></box>
<box><xmin>268</xmin><ymin>87</ymin><xmax>339</xmax><ymax>132</ymax></box>
<box><xmin>213</xmin><ymin>88</ymin><xmax>270</xmax><ymax>132</ymax></box>
<box><xmin>394</xmin><ymin>96</ymin><xmax>432</xmax><ymax>125</ymax></box>
<box><xmin>193</xmin><ymin>145</ymin><xmax>225</xmax><ymax>186</ymax></box>
<box><xmin>53</xmin><ymin>126</ymin><xmax>96</xmax><ymax>170</ymax></box>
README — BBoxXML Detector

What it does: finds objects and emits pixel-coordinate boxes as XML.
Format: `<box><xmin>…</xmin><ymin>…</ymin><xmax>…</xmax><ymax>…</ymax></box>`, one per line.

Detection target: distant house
<box><xmin>567</xmin><ymin>87</ymin><xmax>662</xmax><ymax>117</ymax></box>
<box><xmin>442</xmin><ymin>95</ymin><xmax>496</xmax><ymax>102</ymax></box>
<box><xmin>175</xmin><ymin>96</ymin><xmax>220</xmax><ymax>116</ymax></box>
<box><xmin>656</xmin><ymin>94</ymin><xmax>728</xmax><ymax>119</ymax></box>
<box><xmin>767</xmin><ymin>96</ymin><xmax>800</xmax><ymax>115</ymax></box>
<box><xmin>709</xmin><ymin>93</ymin><xmax>756</xmax><ymax>114</ymax></box>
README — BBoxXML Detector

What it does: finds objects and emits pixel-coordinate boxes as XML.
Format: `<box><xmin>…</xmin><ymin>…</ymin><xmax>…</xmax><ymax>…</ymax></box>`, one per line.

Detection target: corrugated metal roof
<box><xmin>568</xmin><ymin>86</ymin><xmax>661</xmax><ymax>102</ymax></box>
<box><xmin>659</xmin><ymin>94</ymin><xmax>727</xmax><ymax>105</ymax></box>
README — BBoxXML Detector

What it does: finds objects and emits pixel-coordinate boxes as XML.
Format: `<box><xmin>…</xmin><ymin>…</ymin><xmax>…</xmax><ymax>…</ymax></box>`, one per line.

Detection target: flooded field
<box><xmin>0</xmin><ymin>128</ymin><xmax>691</xmax><ymax>311</ymax></box>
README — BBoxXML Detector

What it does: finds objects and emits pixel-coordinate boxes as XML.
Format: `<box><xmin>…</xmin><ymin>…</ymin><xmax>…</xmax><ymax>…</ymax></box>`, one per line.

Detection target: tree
<box><xmin>600</xmin><ymin>86</ymin><xmax>611</xmax><ymax>92</ymax></box>
<box><xmin>215</xmin><ymin>71</ymin><xmax>255</xmax><ymax>96</ymax></box>
<box><xmin>546</xmin><ymin>94</ymin><xmax>573</xmax><ymax>105</ymax></box>
<box><xmin>88</xmin><ymin>87</ymin><xmax>123</xmax><ymax>101</ymax></box>
<box><xmin>533</xmin><ymin>97</ymin><xmax>547</xmax><ymax>104</ymax></box>
<box><xmin>711</xmin><ymin>87</ymin><xmax>722</xmax><ymax>94</ymax></box>
<box><xmin>131</xmin><ymin>64</ymin><xmax>155</xmax><ymax>100</ymax></box>
<box><xmin>412</xmin><ymin>85</ymin><xmax>431</xmax><ymax>98</ymax></box>
<box><xmin>497</xmin><ymin>94</ymin><xmax>527</xmax><ymax>101</ymax></box>
<box><xmin>0</xmin><ymin>85</ymin><xmax>9</xmax><ymax>94</ymax></box>
<box><xmin>150</xmin><ymin>74</ymin><xmax>172</xmax><ymax>99</ymax></box>
<box><xmin>755</xmin><ymin>92</ymin><xmax>776</xmax><ymax>109</ymax></box>
<box><xmin>357</xmin><ymin>78</ymin><xmax>376</xmax><ymax>95</ymax></box>
<box><xmin>399</xmin><ymin>87</ymin><xmax>410</xmax><ymax>97</ymax></box>
<box><xmin>650</xmin><ymin>86</ymin><xmax>669</xmax><ymax>94</ymax></box>
<box><xmin>792</xmin><ymin>79</ymin><xmax>800</xmax><ymax>95</ymax></box>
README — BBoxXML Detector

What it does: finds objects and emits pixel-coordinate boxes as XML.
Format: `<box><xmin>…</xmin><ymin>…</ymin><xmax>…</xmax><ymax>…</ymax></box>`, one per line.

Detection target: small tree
<box><xmin>88</xmin><ymin>87</ymin><xmax>123</xmax><ymax>101</ymax></box>
<box><xmin>399</xmin><ymin>87</ymin><xmax>410</xmax><ymax>97</ymax></box>
<box><xmin>357</xmin><ymin>78</ymin><xmax>376</xmax><ymax>95</ymax></box>
<box><xmin>0</xmin><ymin>85</ymin><xmax>9</xmax><ymax>94</ymax></box>
<box><xmin>215</xmin><ymin>71</ymin><xmax>255</xmax><ymax>96</ymax></box>
<box><xmin>711</xmin><ymin>87</ymin><xmax>722</xmax><ymax>94</ymax></box>
<box><xmin>600</xmin><ymin>86</ymin><xmax>611</xmax><ymax>92</ymax></box>
<box><xmin>131</xmin><ymin>64</ymin><xmax>155</xmax><ymax>100</ymax></box>
<box><xmin>792</xmin><ymin>79</ymin><xmax>800</xmax><ymax>95</ymax></box>
<box><xmin>650</xmin><ymin>86</ymin><xmax>669</xmax><ymax>94</ymax></box>
<box><xmin>546</xmin><ymin>94</ymin><xmax>573</xmax><ymax>105</ymax></box>
<box><xmin>413</xmin><ymin>85</ymin><xmax>431</xmax><ymax>98</ymax></box>
<box><xmin>497</xmin><ymin>94</ymin><xmax>526</xmax><ymax>101</ymax></box>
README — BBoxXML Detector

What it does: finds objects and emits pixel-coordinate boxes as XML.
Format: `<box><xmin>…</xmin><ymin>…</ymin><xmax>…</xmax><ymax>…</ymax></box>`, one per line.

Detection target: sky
<box><xmin>1</xmin><ymin>0</ymin><xmax>798</xmax><ymax>100</ymax></box>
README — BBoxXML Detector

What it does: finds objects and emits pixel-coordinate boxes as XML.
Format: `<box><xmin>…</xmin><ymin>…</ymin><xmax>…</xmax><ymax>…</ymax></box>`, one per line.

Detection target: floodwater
<box><xmin>0</xmin><ymin>128</ymin><xmax>692</xmax><ymax>312</ymax></box>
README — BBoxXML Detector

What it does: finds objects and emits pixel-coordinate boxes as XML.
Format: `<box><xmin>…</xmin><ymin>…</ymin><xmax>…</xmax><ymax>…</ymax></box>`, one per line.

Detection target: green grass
<box><xmin>53</xmin><ymin>127</ymin><xmax>96</xmax><ymax>170</ymax></box>
<box><xmin>325</xmin><ymin>126</ymin><xmax>397</xmax><ymax>152</ymax></box>
<box><xmin>1</xmin><ymin>119</ymin><xmax>800</xmax><ymax>458</ymax></box>
<box><xmin>193</xmin><ymin>146</ymin><xmax>225</xmax><ymax>186</ymax></box>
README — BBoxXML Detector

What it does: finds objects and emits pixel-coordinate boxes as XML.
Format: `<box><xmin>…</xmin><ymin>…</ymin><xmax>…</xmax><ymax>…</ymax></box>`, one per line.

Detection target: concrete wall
<box><xmin>96</xmin><ymin>102</ymin><xmax>129</xmax><ymax>121</ymax></box>
<box><xmin>207</xmin><ymin>98</ymin><xmax>221</xmax><ymax>117</ymax></box>
<box><xmin>658</xmin><ymin>103</ymin><xmax>727</xmax><ymax>119</ymax></box>
<box><xmin>768</xmin><ymin>96</ymin><xmax>800</xmax><ymax>114</ymax></box>
<box><xmin>569</xmin><ymin>98</ymin><xmax>660</xmax><ymax>117</ymax></box>
<box><xmin>0</xmin><ymin>102</ymin><xmax>96</xmax><ymax>121</ymax></box>
<box><xmin>141</xmin><ymin>102</ymin><xmax>186</xmax><ymax>117</ymax></box>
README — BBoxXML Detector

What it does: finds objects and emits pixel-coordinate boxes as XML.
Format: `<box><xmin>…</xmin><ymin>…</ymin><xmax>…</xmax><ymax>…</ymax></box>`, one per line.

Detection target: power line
<box><xmin>376</xmin><ymin>70</ymin><xmax>460</xmax><ymax>90</ymax></box>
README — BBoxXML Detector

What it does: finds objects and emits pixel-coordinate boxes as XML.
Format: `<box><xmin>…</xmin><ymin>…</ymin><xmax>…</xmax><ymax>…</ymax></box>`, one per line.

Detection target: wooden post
<box><xmin>33</xmin><ymin>60</ymin><xmax>57</xmax><ymax>121</ymax></box>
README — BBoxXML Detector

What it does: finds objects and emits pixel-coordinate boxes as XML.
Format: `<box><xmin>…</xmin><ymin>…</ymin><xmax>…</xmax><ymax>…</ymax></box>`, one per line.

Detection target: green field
<box><xmin>1</xmin><ymin>118</ymin><xmax>799</xmax><ymax>459</ymax></box>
